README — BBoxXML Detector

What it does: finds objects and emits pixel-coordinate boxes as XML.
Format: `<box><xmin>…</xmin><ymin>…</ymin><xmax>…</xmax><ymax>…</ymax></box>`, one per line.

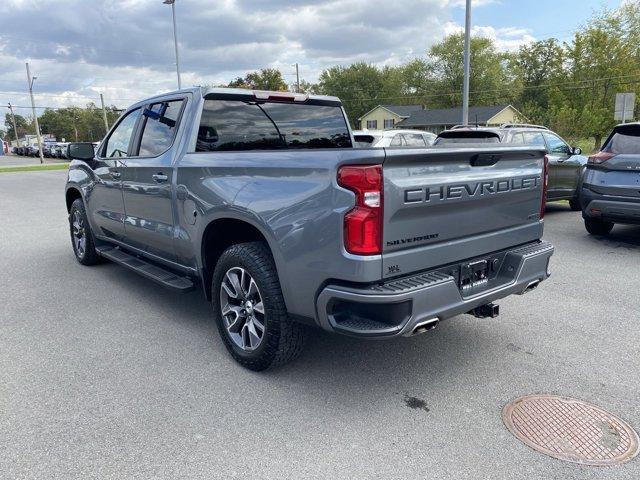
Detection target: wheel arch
<box><xmin>200</xmin><ymin>217</ymin><xmax>283</xmax><ymax>302</ymax></box>
<box><xmin>65</xmin><ymin>186</ymin><xmax>83</xmax><ymax>212</ymax></box>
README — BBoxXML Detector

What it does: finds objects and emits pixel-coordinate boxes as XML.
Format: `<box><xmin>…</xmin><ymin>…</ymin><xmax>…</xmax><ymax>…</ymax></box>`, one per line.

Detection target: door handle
<box><xmin>152</xmin><ymin>173</ymin><xmax>168</xmax><ymax>183</ymax></box>
<box><xmin>110</xmin><ymin>171</ymin><xmax>121</xmax><ymax>179</ymax></box>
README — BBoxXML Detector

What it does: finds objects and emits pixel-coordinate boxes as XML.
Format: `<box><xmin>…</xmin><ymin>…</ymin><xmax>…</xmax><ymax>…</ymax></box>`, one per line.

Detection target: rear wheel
<box><xmin>211</xmin><ymin>242</ymin><xmax>305</xmax><ymax>371</ymax></box>
<box><xmin>584</xmin><ymin>218</ymin><xmax>614</xmax><ymax>236</ymax></box>
<box><xmin>69</xmin><ymin>198</ymin><xmax>102</xmax><ymax>265</ymax></box>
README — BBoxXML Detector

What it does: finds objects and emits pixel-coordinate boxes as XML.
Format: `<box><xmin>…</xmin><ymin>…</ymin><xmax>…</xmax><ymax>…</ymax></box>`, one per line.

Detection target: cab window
<box><xmin>196</xmin><ymin>99</ymin><xmax>352</xmax><ymax>151</ymax></box>
<box><xmin>102</xmin><ymin>108</ymin><xmax>141</xmax><ymax>158</ymax></box>
<box><xmin>138</xmin><ymin>100</ymin><xmax>184</xmax><ymax>157</ymax></box>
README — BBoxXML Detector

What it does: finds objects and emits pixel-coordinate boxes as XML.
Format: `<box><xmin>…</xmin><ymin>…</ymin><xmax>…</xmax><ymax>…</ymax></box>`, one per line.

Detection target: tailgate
<box><xmin>382</xmin><ymin>146</ymin><xmax>546</xmax><ymax>278</ymax></box>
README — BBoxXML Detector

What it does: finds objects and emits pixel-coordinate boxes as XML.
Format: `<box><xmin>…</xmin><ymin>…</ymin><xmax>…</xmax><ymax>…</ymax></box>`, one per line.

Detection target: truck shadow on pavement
<box><xmin>96</xmin><ymin>258</ymin><xmax>498</xmax><ymax>403</ymax></box>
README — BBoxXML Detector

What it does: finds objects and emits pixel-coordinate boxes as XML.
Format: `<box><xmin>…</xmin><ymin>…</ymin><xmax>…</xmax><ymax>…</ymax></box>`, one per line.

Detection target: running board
<box><xmin>96</xmin><ymin>246</ymin><xmax>195</xmax><ymax>293</ymax></box>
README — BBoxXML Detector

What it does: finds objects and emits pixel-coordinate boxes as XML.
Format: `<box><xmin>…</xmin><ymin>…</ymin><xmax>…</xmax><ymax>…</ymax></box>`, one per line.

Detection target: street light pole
<box><xmin>295</xmin><ymin>63</ymin><xmax>300</xmax><ymax>93</ymax></box>
<box><xmin>164</xmin><ymin>0</ymin><xmax>182</xmax><ymax>89</ymax></box>
<box><xmin>461</xmin><ymin>0</ymin><xmax>472</xmax><ymax>126</ymax></box>
<box><xmin>26</xmin><ymin>62</ymin><xmax>44</xmax><ymax>164</ymax></box>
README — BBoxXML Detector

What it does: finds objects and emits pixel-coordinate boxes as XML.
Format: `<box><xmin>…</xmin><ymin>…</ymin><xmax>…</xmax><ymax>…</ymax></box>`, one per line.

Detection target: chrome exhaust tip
<box><xmin>411</xmin><ymin>318</ymin><xmax>439</xmax><ymax>336</ymax></box>
<box><xmin>522</xmin><ymin>279</ymin><xmax>541</xmax><ymax>294</ymax></box>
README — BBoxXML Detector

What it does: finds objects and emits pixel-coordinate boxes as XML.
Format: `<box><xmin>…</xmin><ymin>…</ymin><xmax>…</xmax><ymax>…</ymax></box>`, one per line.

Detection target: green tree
<box><xmin>4</xmin><ymin>112</ymin><xmax>31</xmax><ymax>140</ymax></box>
<box><xmin>428</xmin><ymin>33</ymin><xmax>514</xmax><ymax>108</ymax></box>
<box><xmin>317</xmin><ymin>63</ymin><xmax>386</xmax><ymax>126</ymax></box>
<box><xmin>38</xmin><ymin>104</ymin><xmax>121</xmax><ymax>142</ymax></box>
<box><xmin>513</xmin><ymin>39</ymin><xmax>567</xmax><ymax>126</ymax></box>
<box><xmin>227</xmin><ymin>68</ymin><xmax>288</xmax><ymax>91</ymax></box>
<box><xmin>562</xmin><ymin>16</ymin><xmax>639</xmax><ymax>147</ymax></box>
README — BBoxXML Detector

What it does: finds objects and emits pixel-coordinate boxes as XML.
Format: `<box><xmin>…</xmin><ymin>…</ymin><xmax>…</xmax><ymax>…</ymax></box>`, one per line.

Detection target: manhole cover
<box><xmin>503</xmin><ymin>395</ymin><xmax>639</xmax><ymax>466</ymax></box>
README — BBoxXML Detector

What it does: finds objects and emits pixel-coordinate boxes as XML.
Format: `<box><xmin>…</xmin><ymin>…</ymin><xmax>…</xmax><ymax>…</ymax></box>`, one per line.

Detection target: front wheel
<box><xmin>211</xmin><ymin>242</ymin><xmax>305</xmax><ymax>371</ymax></box>
<box><xmin>69</xmin><ymin>198</ymin><xmax>102</xmax><ymax>265</ymax></box>
<box><xmin>584</xmin><ymin>218</ymin><xmax>614</xmax><ymax>236</ymax></box>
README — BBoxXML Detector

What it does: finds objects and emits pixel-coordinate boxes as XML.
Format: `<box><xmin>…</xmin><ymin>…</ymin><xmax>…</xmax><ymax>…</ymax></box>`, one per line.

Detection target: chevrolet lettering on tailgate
<box><xmin>404</xmin><ymin>176</ymin><xmax>541</xmax><ymax>204</ymax></box>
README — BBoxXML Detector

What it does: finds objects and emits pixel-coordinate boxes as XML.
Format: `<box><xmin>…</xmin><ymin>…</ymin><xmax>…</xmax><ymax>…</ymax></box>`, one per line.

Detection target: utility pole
<box><xmin>26</xmin><ymin>62</ymin><xmax>44</xmax><ymax>164</ymax></box>
<box><xmin>163</xmin><ymin>0</ymin><xmax>182</xmax><ymax>89</ymax></box>
<box><xmin>7</xmin><ymin>103</ymin><xmax>19</xmax><ymax>146</ymax></box>
<box><xmin>72</xmin><ymin>115</ymin><xmax>79</xmax><ymax>142</ymax></box>
<box><xmin>295</xmin><ymin>63</ymin><xmax>300</xmax><ymax>93</ymax></box>
<box><xmin>100</xmin><ymin>93</ymin><xmax>110</xmax><ymax>133</ymax></box>
<box><xmin>461</xmin><ymin>0</ymin><xmax>472</xmax><ymax>125</ymax></box>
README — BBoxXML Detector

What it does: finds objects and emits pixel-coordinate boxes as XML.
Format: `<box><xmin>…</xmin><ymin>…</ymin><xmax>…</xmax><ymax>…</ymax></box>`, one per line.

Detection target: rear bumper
<box><xmin>581</xmin><ymin>187</ymin><xmax>640</xmax><ymax>224</ymax></box>
<box><xmin>315</xmin><ymin>241</ymin><xmax>554</xmax><ymax>338</ymax></box>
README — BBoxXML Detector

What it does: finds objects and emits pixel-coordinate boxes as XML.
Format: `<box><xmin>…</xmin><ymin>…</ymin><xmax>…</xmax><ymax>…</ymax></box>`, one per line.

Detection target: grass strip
<box><xmin>0</xmin><ymin>163</ymin><xmax>69</xmax><ymax>173</ymax></box>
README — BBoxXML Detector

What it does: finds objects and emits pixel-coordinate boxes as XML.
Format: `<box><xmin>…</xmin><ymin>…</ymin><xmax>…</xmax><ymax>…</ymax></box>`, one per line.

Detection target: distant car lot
<box><xmin>1</xmin><ymin>169</ymin><xmax>639</xmax><ymax>479</ymax></box>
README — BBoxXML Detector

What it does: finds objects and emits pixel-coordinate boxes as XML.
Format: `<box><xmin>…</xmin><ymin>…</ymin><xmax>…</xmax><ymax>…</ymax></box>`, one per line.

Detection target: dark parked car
<box><xmin>580</xmin><ymin>123</ymin><xmax>640</xmax><ymax>235</ymax></box>
<box><xmin>434</xmin><ymin>124</ymin><xmax>588</xmax><ymax>210</ymax></box>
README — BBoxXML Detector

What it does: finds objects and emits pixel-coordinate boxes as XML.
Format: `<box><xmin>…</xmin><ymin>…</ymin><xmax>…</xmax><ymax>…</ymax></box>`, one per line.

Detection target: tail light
<box><xmin>540</xmin><ymin>154</ymin><xmax>549</xmax><ymax>220</ymax></box>
<box><xmin>588</xmin><ymin>151</ymin><xmax>616</xmax><ymax>164</ymax></box>
<box><xmin>337</xmin><ymin>164</ymin><xmax>383</xmax><ymax>255</ymax></box>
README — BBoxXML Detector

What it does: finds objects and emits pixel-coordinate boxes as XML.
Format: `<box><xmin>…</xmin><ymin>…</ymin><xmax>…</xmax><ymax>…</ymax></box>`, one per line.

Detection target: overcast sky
<box><xmin>0</xmin><ymin>0</ymin><xmax>621</xmax><ymax>116</ymax></box>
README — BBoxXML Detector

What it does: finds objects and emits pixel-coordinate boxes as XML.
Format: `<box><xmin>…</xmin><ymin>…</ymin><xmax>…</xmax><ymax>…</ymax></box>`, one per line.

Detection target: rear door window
<box><xmin>138</xmin><ymin>100</ymin><xmax>184</xmax><ymax>157</ymax></box>
<box><xmin>510</xmin><ymin>132</ymin><xmax>525</xmax><ymax>144</ymax></box>
<box><xmin>604</xmin><ymin>126</ymin><xmax>640</xmax><ymax>154</ymax></box>
<box><xmin>403</xmin><ymin>134</ymin><xmax>427</xmax><ymax>147</ymax></box>
<box><xmin>197</xmin><ymin>99</ymin><xmax>352</xmax><ymax>151</ymax></box>
<box><xmin>390</xmin><ymin>134</ymin><xmax>405</xmax><ymax>146</ymax></box>
<box><xmin>522</xmin><ymin>132</ymin><xmax>546</xmax><ymax>147</ymax></box>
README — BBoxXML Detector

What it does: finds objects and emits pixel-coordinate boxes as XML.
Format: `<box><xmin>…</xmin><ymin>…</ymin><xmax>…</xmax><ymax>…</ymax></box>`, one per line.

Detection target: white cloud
<box><xmin>0</xmin><ymin>0</ymin><xmax>532</xmax><ymax>115</ymax></box>
<box><xmin>443</xmin><ymin>22</ymin><xmax>536</xmax><ymax>51</ymax></box>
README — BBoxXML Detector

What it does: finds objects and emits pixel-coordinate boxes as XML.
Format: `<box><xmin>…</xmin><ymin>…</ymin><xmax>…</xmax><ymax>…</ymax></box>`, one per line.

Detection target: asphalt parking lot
<box><xmin>1</xmin><ymin>169</ymin><xmax>639</xmax><ymax>480</ymax></box>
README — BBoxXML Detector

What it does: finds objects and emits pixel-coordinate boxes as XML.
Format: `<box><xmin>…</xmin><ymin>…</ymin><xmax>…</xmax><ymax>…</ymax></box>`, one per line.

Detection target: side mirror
<box><xmin>572</xmin><ymin>146</ymin><xmax>582</xmax><ymax>155</ymax></box>
<box><xmin>67</xmin><ymin>142</ymin><xmax>95</xmax><ymax>161</ymax></box>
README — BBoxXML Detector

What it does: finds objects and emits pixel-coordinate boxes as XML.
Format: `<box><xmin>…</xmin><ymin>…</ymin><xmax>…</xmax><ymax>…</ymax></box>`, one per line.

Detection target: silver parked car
<box><xmin>434</xmin><ymin>124</ymin><xmax>588</xmax><ymax>210</ymax></box>
<box><xmin>353</xmin><ymin>129</ymin><xmax>437</xmax><ymax>148</ymax></box>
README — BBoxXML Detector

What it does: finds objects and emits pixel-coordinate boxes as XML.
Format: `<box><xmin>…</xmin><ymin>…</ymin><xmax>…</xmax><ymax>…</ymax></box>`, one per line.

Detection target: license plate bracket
<box><xmin>459</xmin><ymin>259</ymin><xmax>489</xmax><ymax>290</ymax></box>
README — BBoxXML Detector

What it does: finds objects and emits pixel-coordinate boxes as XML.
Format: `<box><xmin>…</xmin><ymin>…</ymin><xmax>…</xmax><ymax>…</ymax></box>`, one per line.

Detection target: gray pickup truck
<box><xmin>65</xmin><ymin>87</ymin><xmax>554</xmax><ymax>370</ymax></box>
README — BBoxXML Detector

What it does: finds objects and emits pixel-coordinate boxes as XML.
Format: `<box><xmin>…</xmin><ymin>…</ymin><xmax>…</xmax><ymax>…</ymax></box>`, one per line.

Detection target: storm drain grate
<box><xmin>502</xmin><ymin>395</ymin><xmax>639</xmax><ymax>466</ymax></box>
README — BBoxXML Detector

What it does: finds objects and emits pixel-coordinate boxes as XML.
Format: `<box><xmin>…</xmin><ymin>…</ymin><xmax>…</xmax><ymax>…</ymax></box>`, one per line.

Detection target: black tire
<box><xmin>584</xmin><ymin>217</ymin><xmax>614</xmax><ymax>236</ymax></box>
<box><xmin>69</xmin><ymin>198</ymin><xmax>102</xmax><ymax>265</ymax></box>
<box><xmin>211</xmin><ymin>241</ymin><xmax>305</xmax><ymax>371</ymax></box>
<box><xmin>569</xmin><ymin>198</ymin><xmax>581</xmax><ymax>211</ymax></box>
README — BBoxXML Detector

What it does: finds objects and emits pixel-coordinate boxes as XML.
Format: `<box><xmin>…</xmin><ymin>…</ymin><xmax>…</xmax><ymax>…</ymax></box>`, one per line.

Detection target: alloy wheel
<box><xmin>219</xmin><ymin>267</ymin><xmax>266</xmax><ymax>352</ymax></box>
<box><xmin>72</xmin><ymin>210</ymin><xmax>86</xmax><ymax>258</ymax></box>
